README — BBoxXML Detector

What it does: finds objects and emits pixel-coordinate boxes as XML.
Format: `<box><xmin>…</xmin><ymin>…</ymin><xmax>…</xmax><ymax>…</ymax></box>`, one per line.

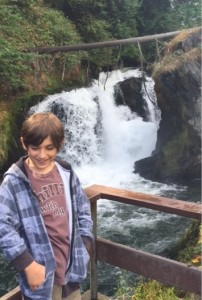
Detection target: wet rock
<box><xmin>135</xmin><ymin>28</ymin><xmax>201</xmax><ymax>184</ymax></box>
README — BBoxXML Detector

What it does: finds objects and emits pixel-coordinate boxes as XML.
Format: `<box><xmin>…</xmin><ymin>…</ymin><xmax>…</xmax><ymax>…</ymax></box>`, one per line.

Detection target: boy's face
<box><xmin>20</xmin><ymin>136</ymin><xmax>58</xmax><ymax>174</ymax></box>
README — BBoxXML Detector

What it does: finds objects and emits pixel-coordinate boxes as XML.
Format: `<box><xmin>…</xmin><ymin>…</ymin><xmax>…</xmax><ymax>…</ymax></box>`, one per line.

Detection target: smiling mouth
<box><xmin>37</xmin><ymin>159</ymin><xmax>49</xmax><ymax>165</ymax></box>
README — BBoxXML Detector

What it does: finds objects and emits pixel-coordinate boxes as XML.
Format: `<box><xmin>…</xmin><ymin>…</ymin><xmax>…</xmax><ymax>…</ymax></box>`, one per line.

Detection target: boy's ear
<box><xmin>20</xmin><ymin>137</ymin><xmax>27</xmax><ymax>151</ymax></box>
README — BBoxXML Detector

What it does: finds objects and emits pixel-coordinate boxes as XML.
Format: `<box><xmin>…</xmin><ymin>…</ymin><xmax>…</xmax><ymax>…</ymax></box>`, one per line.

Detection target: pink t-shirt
<box><xmin>25</xmin><ymin>163</ymin><xmax>70</xmax><ymax>285</ymax></box>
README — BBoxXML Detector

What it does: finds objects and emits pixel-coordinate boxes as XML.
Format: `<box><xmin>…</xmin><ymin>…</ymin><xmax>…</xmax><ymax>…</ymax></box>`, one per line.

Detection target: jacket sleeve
<box><xmin>0</xmin><ymin>178</ymin><xmax>34</xmax><ymax>271</ymax></box>
<box><xmin>71</xmin><ymin>171</ymin><xmax>93</xmax><ymax>241</ymax></box>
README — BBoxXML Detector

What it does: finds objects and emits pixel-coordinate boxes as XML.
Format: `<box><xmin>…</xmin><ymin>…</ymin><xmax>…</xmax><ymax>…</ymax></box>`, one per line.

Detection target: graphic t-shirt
<box><xmin>25</xmin><ymin>163</ymin><xmax>70</xmax><ymax>285</ymax></box>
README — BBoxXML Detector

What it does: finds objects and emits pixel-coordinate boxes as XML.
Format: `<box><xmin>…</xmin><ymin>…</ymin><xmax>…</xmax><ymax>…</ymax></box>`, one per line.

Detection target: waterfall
<box><xmin>30</xmin><ymin>68</ymin><xmax>177</xmax><ymax>193</ymax></box>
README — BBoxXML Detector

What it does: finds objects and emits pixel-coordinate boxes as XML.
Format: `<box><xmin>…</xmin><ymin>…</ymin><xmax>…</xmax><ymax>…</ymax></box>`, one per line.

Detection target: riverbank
<box><xmin>114</xmin><ymin>222</ymin><xmax>201</xmax><ymax>300</ymax></box>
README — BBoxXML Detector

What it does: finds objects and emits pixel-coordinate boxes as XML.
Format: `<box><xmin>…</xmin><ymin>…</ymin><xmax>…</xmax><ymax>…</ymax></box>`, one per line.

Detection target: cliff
<box><xmin>135</xmin><ymin>28</ymin><xmax>201</xmax><ymax>184</ymax></box>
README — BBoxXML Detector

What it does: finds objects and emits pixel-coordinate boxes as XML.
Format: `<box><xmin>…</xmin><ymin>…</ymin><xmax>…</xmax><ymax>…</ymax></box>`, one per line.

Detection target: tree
<box><xmin>102</xmin><ymin>0</ymin><xmax>141</xmax><ymax>65</ymax></box>
<box><xmin>47</xmin><ymin>0</ymin><xmax>114</xmax><ymax>71</ymax></box>
<box><xmin>136</xmin><ymin>0</ymin><xmax>201</xmax><ymax>64</ymax></box>
<box><xmin>104</xmin><ymin>0</ymin><xmax>140</xmax><ymax>38</ymax></box>
<box><xmin>137</xmin><ymin>0</ymin><xmax>201</xmax><ymax>35</ymax></box>
<box><xmin>137</xmin><ymin>0</ymin><xmax>172</xmax><ymax>35</ymax></box>
<box><xmin>166</xmin><ymin>0</ymin><xmax>201</xmax><ymax>30</ymax></box>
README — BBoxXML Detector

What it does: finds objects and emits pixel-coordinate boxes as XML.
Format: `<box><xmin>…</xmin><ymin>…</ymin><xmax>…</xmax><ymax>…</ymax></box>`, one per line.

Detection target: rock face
<box><xmin>135</xmin><ymin>28</ymin><xmax>201</xmax><ymax>184</ymax></box>
<box><xmin>114</xmin><ymin>77</ymin><xmax>150</xmax><ymax>121</ymax></box>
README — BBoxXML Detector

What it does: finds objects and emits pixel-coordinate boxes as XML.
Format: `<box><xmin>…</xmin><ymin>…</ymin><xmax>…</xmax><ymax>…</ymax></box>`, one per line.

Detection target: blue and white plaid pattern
<box><xmin>0</xmin><ymin>158</ymin><xmax>93</xmax><ymax>299</ymax></box>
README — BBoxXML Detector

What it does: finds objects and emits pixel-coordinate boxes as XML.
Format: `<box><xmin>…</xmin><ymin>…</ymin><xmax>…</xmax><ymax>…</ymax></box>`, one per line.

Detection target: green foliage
<box><xmin>137</xmin><ymin>0</ymin><xmax>172</xmax><ymax>35</ymax></box>
<box><xmin>136</xmin><ymin>0</ymin><xmax>201</xmax><ymax>63</ymax></box>
<box><xmin>75</xmin><ymin>16</ymin><xmax>113</xmax><ymax>68</ymax></box>
<box><xmin>0</xmin><ymin>0</ymin><xmax>82</xmax><ymax>94</ymax></box>
<box><xmin>103</xmin><ymin>0</ymin><xmax>140</xmax><ymax>64</ymax></box>
<box><xmin>63</xmin><ymin>0</ymin><xmax>105</xmax><ymax>15</ymax></box>
<box><xmin>78</xmin><ymin>17</ymin><xmax>111</xmax><ymax>43</ymax></box>
<box><xmin>49</xmin><ymin>0</ymin><xmax>142</xmax><ymax>65</ymax></box>
<box><xmin>42</xmin><ymin>0</ymin><xmax>64</xmax><ymax>10</ymax></box>
<box><xmin>116</xmin><ymin>277</ymin><xmax>180</xmax><ymax>300</ymax></box>
<box><xmin>0</xmin><ymin>110</ymin><xmax>16</xmax><ymax>168</ymax></box>
<box><xmin>174</xmin><ymin>221</ymin><xmax>201</xmax><ymax>264</ymax></box>
<box><xmin>0</xmin><ymin>0</ymin><xmax>201</xmax><ymax>93</ymax></box>
<box><xmin>0</xmin><ymin>50</ymin><xmax>34</xmax><ymax>89</ymax></box>
<box><xmin>57</xmin><ymin>0</ymin><xmax>114</xmax><ymax>68</ymax></box>
<box><xmin>103</xmin><ymin>0</ymin><xmax>140</xmax><ymax>38</ymax></box>
<box><xmin>166</xmin><ymin>0</ymin><xmax>201</xmax><ymax>30</ymax></box>
<box><xmin>137</xmin><ymin>0</ymin><xmax>201</xmax><ymax>35</ymax></box>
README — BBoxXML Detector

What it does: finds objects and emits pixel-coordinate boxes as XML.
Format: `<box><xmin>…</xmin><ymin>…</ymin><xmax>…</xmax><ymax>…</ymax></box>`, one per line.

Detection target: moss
<box><xmin>153</xmin><ymin>48</ymin><xmax>201</xmax><ymax>80</ymax></box>
<box><xmin>0</xmin><ymin>93</ymin><xmax>47</xmax><ymax>172</ymax></box>
<box><xmin>162</xmin><ymin>129</ymin><xmax>188</xmax><ymax>174</ymax></box>
<box><xmin>165</xmin><ymin>28</ymin><xmax>201</xmax><ymax>54</ymax></box>
<box><xmin>169</xmin><ymin>221</ymin><xmax>201</xmax><ymax>261</ymax></box>
<box><xmin>153</xmin><ymin>28</ymin><xmax>201</xmax><ymax>80</ymax></box>
<box><xmin>153</xmin><ymin>51</ymin><xmax>185</xmax><ymax>78</ymax></box>
<box><xmin>0</xmin><ymin>111</ymin><xmax>15</xmax><ymax>168</ymax></box>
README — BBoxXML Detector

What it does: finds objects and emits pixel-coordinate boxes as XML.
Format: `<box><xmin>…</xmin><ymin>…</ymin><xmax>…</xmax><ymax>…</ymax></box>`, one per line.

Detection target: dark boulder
<box><xmin>114</xmin><ymin>76</ymin><xmax>150</xmax><ymax>121</ymax></box>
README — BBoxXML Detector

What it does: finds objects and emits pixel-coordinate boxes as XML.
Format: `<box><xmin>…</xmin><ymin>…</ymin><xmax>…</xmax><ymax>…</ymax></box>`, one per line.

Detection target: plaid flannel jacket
<box><xmin>0</xmin><ymin>157</ymin><xmax>93</xmax><ymax>299</ymax></box>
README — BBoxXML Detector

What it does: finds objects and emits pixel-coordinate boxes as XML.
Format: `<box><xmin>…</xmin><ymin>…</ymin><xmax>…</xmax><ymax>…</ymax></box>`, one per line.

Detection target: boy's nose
<box><xmin>38</xmin><ymin>149</ymin><xmax>47</xmax><ymax>158</ymax></box>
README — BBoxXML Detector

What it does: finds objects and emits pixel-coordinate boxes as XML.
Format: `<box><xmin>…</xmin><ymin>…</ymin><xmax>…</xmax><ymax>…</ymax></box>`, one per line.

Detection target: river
<box><xmin>0</xmin><ymin>69</ymin><xmax>200</xmax><ymax>297</ymax></box>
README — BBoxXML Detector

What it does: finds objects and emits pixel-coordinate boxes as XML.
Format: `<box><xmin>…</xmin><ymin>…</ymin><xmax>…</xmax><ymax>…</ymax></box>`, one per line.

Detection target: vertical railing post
<box><xmin>90</xmin><ymin>201</ymin><xmax>97</xmax><ymax>300</ymax></box>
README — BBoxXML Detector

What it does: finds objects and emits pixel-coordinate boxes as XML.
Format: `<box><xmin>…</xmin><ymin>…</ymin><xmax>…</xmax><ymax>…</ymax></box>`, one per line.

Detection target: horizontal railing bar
<box><xmin>85</xmin><ymin>188</ymin><xmax>101</xmax><ymax>203</ymax></box>
<box><xmin>85</xmin><ymin>185</ymin><xmax>202</xmax><ymax>220</ymax></box>
<box><xmin>96</xmin><ymin>237</ymin><xmax>202</xmax><ymax>295</ymax></box>
<box><xmin>0</xmin><ymin>286</ymin><xmax>22</xmax><ymax>300</ymax></box>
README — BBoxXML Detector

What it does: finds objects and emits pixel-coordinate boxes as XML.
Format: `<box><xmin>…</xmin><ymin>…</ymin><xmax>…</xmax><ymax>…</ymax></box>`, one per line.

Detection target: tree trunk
<box><xmin>25</xmin><ymin>30</ymin><xmax>182</xmax><ymax>54</ymax></box>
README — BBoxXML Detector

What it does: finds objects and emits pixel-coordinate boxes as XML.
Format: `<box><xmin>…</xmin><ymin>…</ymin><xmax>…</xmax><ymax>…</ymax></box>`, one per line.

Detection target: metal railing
<box><xmin>85</xmin><ymin>184</ymin><xmax>202</xmax><ymax>299</ymax></box>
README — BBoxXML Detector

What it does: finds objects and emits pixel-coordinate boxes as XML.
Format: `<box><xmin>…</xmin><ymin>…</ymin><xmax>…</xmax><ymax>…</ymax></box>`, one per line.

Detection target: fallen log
<box><xmin>25</xmin><ymin>30</ymin><xmax>183</xmax><ymax>54</ymax></box>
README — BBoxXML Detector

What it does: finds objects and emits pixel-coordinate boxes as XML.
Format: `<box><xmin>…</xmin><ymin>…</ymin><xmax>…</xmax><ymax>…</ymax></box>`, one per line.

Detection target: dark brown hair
<box><xmin>21</xmin><ymin>112</ymin><xmax>65</xmax><ymax>150</ymax></box>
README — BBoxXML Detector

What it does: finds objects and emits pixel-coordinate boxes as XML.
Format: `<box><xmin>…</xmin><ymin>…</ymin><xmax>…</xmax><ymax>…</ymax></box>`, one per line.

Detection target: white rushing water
<box><xmin>30</xmin><ymin>68</ymin><xmax>180</xmax><ymax>194</ymax></box>
<box><xmin>30</xmin><ymin>68</ymin><xmax>189</xmax><ymax>295</ymax></box>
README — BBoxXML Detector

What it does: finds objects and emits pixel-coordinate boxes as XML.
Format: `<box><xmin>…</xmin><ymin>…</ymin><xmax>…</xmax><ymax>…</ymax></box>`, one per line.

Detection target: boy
<box><xmin>0</xmin><ymin>112</ymin><xmax>94</xmax><ymax>300</ymax></box>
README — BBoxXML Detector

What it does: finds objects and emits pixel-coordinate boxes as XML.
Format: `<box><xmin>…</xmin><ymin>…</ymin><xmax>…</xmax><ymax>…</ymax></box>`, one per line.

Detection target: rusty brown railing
<box><xmin>1</xmin><ymin>184</ymin><xmax>202</xmax><ymax>300</ymax></box>
<box><xmin>0</xmin><ymin>287</ymin><xmax>21</xmax><ymax>300</ymax></box>
<box><xmin>86</xmin><ymin>184</ymin><xmax>202</xmax><ymax>299</ymax></box>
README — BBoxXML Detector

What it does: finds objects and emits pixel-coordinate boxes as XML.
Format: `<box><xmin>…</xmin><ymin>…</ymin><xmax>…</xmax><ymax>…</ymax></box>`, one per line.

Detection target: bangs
<box><xmin>21</xmin><ymin>113</ymin><xmax>64</xmax><ymax>150</ymax></box>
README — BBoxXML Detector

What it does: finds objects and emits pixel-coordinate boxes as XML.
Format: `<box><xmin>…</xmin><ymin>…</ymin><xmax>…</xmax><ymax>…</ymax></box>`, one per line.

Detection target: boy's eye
<box><xmin>29</xmin><ymin>144</ymin><xmax>56</xmax><ymax>151</ymax></box>
<box><xmin>30</xmin><ymin>146</ymin><xmax>39</xmax><ymax>150</ymax></box>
